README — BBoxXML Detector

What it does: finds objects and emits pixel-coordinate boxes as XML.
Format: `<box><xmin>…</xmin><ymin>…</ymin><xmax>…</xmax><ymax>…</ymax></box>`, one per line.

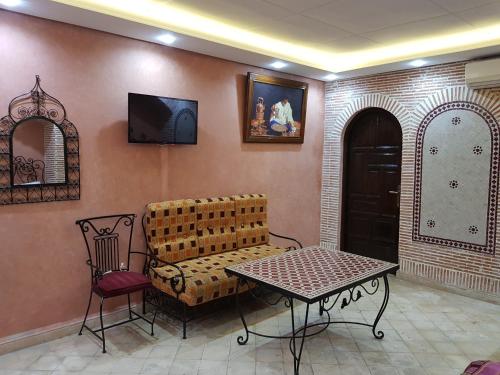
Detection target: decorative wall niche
<box><xmin>413</xmin><ymin>101</ymin><xmax>499</xmax><ymax>255</ymax></box>
<box><xmin>0</xmin><ymin>76</ymin><xmax>80</xmax><ymax>204</ymax></box>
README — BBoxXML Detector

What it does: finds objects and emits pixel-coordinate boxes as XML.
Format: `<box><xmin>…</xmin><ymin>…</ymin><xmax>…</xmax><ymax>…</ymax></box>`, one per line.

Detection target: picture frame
<box><xmin>244</xmin><ymin>72</ymin><xmax>308</xmax><ymax>143</ymax></box>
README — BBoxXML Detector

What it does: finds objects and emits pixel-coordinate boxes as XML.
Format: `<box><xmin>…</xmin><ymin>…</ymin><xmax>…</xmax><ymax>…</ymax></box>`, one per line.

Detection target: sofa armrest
<box><xmin>144</xmin><ymin>247</ymin><xmax>187</xmax><ymax>297</ymax></box>
<box><xmin>141</xmin><ymin>212</ymin><xmax>188</xmax><ymax>297</ymax></box>
<box><xmin>269</xmin><ymin>231</ymin><xmax>303</xmax><ymax>250</ymax></box>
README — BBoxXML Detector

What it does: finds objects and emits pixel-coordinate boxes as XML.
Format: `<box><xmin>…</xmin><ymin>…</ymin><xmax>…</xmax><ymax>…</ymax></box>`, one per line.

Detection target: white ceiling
<box><xmin>2</xmin><ymin>0</ymin><xmax>500</xmax><ymax>81</ymax></box>
<box><xmin>171</xmin><ymin>0</ymin><xmax>500</xmax><ymax>51</ymax></box>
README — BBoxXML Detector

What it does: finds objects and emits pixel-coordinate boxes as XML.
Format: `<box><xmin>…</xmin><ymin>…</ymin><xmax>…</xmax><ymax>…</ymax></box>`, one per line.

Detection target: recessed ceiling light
<box><xmin>157</xmin><ymin>33</ymin><xmax>176</xmax><ymax>45</ymax></box>
<box><xmin>0</xmin><ymin>0</ymin><xmax>23</xmax><ymax>6</ymax></box>
<box><xmin>270</xmin><ymin>61</ymin><xmax>287</xmax><ymax>69</ymax></box>
<box><xmin>324</xmin><ymin>73</ymin><xmax>339</xmax><ymax>81</ymax></box>
<box><xmin>409</xmin><ymin>59</ymin><xmax>427</xmax><ymax>67</ymax></box>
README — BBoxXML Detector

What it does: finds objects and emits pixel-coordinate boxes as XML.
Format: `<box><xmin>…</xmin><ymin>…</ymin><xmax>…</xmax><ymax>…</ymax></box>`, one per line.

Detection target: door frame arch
<box><xmin>340</xmin><ymin>107</ymin><xmax>403</xmax><ymax>262</ymax></box>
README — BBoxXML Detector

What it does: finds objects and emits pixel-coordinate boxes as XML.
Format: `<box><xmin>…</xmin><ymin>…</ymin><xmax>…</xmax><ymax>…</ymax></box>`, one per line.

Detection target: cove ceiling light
<box><xmin>157</xmin><ymin>33</ymin><xmax>176</xmax><ymax>45</ymax></box>
<box><xmin>270</xmin><ymin>61</ymin><xmax>287</xmax><ymax>69</ymax></box>
<box><xmin>53</xmin><ymin>0</ymin><xmax>500</xmax><ymax>73</ymax></box>
<box><xmin>0</xmin><ymin>0</ymin><xmax>23</xmax><ymax>6</ymax></box>
<box><xmin>409</xmin><ymin>59</ymin><xmax>428</xmax><ymax>67</ymax></box>
<box><xmin>324</xmin><ymin>73</ymin><xmax>339</xmax><ymax>81</ymax></box>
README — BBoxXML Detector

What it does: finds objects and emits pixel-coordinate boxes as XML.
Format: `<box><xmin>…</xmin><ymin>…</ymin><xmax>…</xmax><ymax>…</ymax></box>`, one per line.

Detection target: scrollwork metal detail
<box><xmin>9</xmin><ymin>76</ymin><xmax>66</xmax><ymax>124</ymax></box>
<box><xmin>322</xmin><ymin>277</ymin><xmax>380</xmax><ymax>312</ymax></box>
<box><xmin>0</xmin><ymin>75</ymin><xmax>80</xmax><ymax>205</ymax></box>
<box><xmin>13</xmin><ymin>156</ymin><xmax>45</xmax><ymax>185</ymax></box>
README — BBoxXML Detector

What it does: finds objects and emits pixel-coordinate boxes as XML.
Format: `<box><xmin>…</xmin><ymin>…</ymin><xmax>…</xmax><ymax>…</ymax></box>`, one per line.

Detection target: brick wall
<box><xmin>321</xmin><ymin>61</ymin><xmax>500</xmax><ymax>297</ymax></box>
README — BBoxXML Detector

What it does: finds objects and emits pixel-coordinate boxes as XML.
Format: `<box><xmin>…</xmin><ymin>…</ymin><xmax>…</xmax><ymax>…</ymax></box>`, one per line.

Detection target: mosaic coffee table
<box><xmin>225</xmin><ymin>246</ymin><xmax>399</xmax><ymax>375</ymax></box>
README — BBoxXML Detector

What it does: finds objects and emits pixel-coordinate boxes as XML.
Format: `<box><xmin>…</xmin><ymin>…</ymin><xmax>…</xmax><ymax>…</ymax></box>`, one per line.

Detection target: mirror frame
<box><xmin>0</xmin><ymin>76</ymin><xmax>80</xmax><ymax>204</ymax></box>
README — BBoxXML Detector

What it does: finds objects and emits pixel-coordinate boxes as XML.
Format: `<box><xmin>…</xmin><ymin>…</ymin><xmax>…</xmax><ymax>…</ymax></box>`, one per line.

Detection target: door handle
<box><xmin>389</xmin><ymin>185</ymin><xmax>401</xmax><ymax>208</ymax></box>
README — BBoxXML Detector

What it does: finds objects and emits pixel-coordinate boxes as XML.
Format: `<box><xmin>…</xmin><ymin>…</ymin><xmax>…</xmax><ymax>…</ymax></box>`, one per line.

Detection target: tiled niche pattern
<box><xmin>321</xmin><ymin>62</ymin><xmax>500</xmax><ymax>295</ymax></box>
<box><xmin>414</xmin><ymin>102</ymin><xmax>499</xmax><ymax>255</ymax></box>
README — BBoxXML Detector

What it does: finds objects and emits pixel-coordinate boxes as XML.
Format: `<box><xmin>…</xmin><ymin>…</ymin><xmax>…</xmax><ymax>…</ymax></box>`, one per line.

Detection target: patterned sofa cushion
<box><xmin>233</xmin><ymin>194</ymin><xmax>270</xmax><ymax>248</ymax></box>
<box><xmin>195</xmin><ymin>197</ymin><xmax>237</xmax><ymax>256</ymax></box>
<box><xmin>151</xmin><ymin>244</ymin><xmax>286</xmax><ymax>306</ymax></box>
<box><xmin>145</xmin><ymin>199</ymin><xmax>199</xmax><ymax>263</ymax></box>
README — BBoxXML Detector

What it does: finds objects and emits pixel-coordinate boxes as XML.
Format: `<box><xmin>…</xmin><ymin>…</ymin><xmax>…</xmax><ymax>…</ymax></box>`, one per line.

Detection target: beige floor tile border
<box><xmin>397</xmin><ymin>271</ymin><xmax>500</xmax><ymax>305</ymax></box>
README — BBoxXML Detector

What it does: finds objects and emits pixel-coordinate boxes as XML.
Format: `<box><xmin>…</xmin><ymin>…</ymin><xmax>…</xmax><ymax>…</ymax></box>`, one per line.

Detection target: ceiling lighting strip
<box><xmin>51</xmin><ymin>0</ymin><xmax>500</xmax><ymax>73</ymax></box>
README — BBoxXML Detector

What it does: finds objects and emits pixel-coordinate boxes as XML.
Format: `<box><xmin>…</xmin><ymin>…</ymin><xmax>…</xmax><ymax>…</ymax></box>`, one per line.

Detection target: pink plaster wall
<box><xmin>0</xmin><ymin>10</ymin><xmax>324</xmax><ymax>339</ymax></box>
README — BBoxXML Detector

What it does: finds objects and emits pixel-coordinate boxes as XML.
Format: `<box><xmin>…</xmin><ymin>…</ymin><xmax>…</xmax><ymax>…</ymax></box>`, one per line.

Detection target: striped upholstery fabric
<box><xmin>151</xmin><ymin>244</ymin><xmax>286</xmax><ymax>306</ymax></box>
<box><xmin>195</xmin><ymin>197</ymin><xmax>237</xmax><ymax>256</ymax></box>
<box><xmin>233</xmin><ymin>194</ymin><xmax>270</xmax><ymax>248</ymax></box>
<box><xmin>145</xmin><ymin>199</ymin><xmax>199</xmax><ymax>263</ymax></box>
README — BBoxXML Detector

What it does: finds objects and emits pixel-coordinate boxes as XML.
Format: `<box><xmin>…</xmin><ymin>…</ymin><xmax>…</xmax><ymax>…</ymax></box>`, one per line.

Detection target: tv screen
<box><xmin>128</xmin><ymin>93</ymin><xmax>198</xmax><ymax>144</ymax></box>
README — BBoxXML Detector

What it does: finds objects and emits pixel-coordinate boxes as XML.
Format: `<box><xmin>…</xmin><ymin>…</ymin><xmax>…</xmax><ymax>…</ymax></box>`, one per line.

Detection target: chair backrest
<box><xmin>145</xmin><ymin>199</ymin><xmax>198</xmax><ymax>263</ymax></box>
<box><xmin>233</xmin><ymin>194</ymin><xmax>269</xmax><ymax>248</ymax></box>
<box><xmin>76</xmin><ymin>214</ymin><xmax>136</xmax><ymax>278</ymax></box>
<box><xmin>195</xmin><ymin>197</ymin><xmax>237</xmax><ymax>256</ymax></box>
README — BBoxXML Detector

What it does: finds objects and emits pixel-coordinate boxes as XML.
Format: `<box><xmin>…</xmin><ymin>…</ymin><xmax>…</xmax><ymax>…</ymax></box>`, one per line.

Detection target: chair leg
<box><xmin>99</xmin><ymin>297</ymin><xmax>106</xmax><ymax>353</ymax></box>
<box><xmin>127</xmin><ymin>294</ymin><xmax>132</xmax><ymax>320</ymax></box>
<box><xmin>79</xmin><ymin>290</ymin><xmax>93</xmax><ymax>335</ymax></box>
<box><xmin>151</xmin><ymin>310</ymin><xmax>157</xmax><ymax>336</ymax></box>
<box><xmin>142</xmin><ymin>290</ymin><xmax>146</xmax><ymax>315</ymax></box>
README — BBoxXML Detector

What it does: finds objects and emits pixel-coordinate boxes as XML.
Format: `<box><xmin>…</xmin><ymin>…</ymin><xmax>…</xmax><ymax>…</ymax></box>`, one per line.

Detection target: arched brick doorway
<box><xmin>341</xmin><ymin>107</ymin><xmax>402</xmax><ymax>264</ymax></box>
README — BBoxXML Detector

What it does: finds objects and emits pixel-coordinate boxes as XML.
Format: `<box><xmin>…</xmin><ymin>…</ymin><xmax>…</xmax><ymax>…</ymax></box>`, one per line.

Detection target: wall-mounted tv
<box><xmin>128</xmin><ymin>93</ymin><xmax>198</xmax><ymax>144</ymax></box>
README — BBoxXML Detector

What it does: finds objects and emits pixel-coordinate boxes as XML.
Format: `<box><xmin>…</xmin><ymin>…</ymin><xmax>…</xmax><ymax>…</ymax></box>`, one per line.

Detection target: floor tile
<box><xmin>28</xmin><ymin>355</ymin><xmax>63</xmax><ymax>371</ymax></box>
<box><xmin>197</xmin><ymin>360</ymin><xmax>228</xmax><ymax>375</ymax></box>
<box><xmin>227</xmin><ymin>360</ymin><xmax>256</xmax><ymax>375</ymax></box>
<box><xmin>256</xmin><ymin>348</ymin><xmax>282</xmax><ymax>363</ymax></box>
<box><xmin>255</xmin><ymin>361</ymin><xmax>284</xmax><ymax>375</ymax></box>
<box><xmin>2</xmin><ymin>278</ymin><xmax>499</xmax><ymax>375</ymax></box>
<box><xmin>141</xmin><ymin>358</ymin><xmax>173</xmax><ymax>374</ymax></box>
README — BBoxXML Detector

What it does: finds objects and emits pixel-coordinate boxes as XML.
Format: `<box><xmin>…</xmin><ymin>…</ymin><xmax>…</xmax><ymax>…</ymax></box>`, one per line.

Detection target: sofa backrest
<box><xmin>195</xmin><ymin>197</ymin><xmax>237</xmax><ymax>256</ymax></box>
<box><xmin>233</xmin><ymin>194</ymin><xmax>269</xmax><ymax>248</ymax></box>
<box><xmin>145</xmin><ymin>194</ymin><xmax>269</xmax><ymax>263</ymax></box>
<box><xmin>145</xmin><ymin>199</ymin><xmax>199</xmax><ymax>263</ymax></box>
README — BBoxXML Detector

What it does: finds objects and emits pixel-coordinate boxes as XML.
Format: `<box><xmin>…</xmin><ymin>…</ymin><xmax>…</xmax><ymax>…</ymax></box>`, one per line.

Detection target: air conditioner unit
<box><xmin>465</xmin><ymin>58</ymin><xmax>500</xmax><ymax>89</ymax></box>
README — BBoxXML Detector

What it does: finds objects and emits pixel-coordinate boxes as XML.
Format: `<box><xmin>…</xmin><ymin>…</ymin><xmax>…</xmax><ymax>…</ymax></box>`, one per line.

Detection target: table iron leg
<box><xmin>288</xmin><ymin>298</ymin><xmax>310</xmax><ymax>375</ymax></box>
<box><xmin>235</xmin><ymin>278</ymin><xmax>250</xmax><ymax>345</ymax></box>
<box><xmin>372</xmin><ymin>274</ymin><xmax>390</xmax><ymax>339</ymax></box>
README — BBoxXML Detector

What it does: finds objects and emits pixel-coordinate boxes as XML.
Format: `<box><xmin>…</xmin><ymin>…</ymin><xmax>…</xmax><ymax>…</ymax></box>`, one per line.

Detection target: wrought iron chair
<box><xmin>76</xmin><ymin>214</ymin><xmax>156</xmax><ymax>353</ymax></box>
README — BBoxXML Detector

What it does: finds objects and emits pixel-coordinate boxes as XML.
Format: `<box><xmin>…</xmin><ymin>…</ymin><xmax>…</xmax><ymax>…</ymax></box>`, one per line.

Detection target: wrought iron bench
<box><xmin>141</xmin><ymin>194</ymin><xmax>301</xmax><ymax>338</ymax></box>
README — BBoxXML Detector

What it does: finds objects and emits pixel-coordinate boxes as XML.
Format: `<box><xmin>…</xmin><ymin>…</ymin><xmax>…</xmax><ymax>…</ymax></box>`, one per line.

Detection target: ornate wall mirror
<box><xmin>0</xmin><ymin>76</ymin><xmax>80</xmax><ymax>204</ymax></box>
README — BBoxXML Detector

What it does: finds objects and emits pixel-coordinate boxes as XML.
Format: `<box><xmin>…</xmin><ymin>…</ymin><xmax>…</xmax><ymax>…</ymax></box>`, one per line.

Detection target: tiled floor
<box><xmin>2</xmin><ymin>277</ymin><xmax>500</xmax><ymax>375</ymax></box>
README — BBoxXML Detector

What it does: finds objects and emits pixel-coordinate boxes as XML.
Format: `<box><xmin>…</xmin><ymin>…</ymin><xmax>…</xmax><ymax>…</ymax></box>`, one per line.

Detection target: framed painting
<box><xmin>244</xmin><ymin>73</ymin><xmax>308</xmax><ymax>143</ymax></box>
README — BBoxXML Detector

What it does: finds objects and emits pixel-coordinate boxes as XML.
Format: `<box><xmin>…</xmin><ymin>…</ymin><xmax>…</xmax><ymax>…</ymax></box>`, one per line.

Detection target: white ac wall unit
<box><xmin>465</xmin><ymin>58</ymin><xmax>500</xmax><ymax>89</ymax></box>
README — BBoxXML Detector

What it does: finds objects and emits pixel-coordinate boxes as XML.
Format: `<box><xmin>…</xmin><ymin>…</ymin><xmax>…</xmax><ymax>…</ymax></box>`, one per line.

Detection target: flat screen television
<box><xmin>128</xmin><ymin>93</ymin><xmax>198</xmax><ymax>144</ymax></box>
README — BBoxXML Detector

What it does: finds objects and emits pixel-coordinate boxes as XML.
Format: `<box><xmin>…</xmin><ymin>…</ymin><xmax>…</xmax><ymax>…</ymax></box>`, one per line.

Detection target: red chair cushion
<box><xmin>93</xmin><ymin>271</ymin><xmax>152</xmax><ymax>298</ymax></box>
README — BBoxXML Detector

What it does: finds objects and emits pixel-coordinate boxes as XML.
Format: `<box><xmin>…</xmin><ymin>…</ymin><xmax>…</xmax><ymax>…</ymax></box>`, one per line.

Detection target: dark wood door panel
<box><xmin>371</xmin><ymin>244</ymin><xmax>396</xmax><ymax>263</ymax></box>
<box><xmin>342</xmin><ymin>108</ymin><xmax>402</xmax><ymax>264</ymax></box>
<box><xmin>372</xmin><ymin>218</ymin><xmax>398</xmax><ymax>243</ymax></box>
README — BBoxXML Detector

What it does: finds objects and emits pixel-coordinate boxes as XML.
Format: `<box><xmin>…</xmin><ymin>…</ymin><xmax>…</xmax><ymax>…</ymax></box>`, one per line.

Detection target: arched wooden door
<box><xmin>341</xmin><ymin>108</ymin><xmax>402</xmax><ymax>264</ymax></box>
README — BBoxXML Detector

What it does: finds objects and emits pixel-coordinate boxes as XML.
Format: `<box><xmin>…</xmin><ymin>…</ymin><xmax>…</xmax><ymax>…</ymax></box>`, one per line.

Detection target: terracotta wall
<box><xmin>0</xmin><ymin>11</ymin><xmax>324</xmax><ymax>339</ymax></box>
<box><xmin>321</xmin><ymin>62</ymin><xmax>500</xmax><ymax>297</ymax></box>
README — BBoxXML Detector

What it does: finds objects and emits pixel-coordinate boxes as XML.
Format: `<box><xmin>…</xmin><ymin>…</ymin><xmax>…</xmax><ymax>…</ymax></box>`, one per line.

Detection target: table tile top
<box><xmin>225</xmin><ymin>246</ymin><xmax>398</xmax><ymax>302</ymax></box>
